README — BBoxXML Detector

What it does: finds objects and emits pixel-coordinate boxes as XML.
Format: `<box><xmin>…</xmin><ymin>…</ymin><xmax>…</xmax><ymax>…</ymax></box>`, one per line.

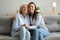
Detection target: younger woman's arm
<box><xmin>29</xmin><ymin>13</ymin><xmax>47</xmax><ymax>30</ymax></box>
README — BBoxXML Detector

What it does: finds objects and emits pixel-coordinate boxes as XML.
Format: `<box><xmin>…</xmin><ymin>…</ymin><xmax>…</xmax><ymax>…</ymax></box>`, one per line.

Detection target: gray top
<box><xmin>29</xmin><ymin>13</ymin><xmax>48</xmax><ymax>30</ymax></box>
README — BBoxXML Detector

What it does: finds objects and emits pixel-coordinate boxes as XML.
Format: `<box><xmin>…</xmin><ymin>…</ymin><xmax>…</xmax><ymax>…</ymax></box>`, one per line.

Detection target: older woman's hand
<box><xmin>23</xmin><ymin>24</ymin><xmax>30</xmax><ymax>29</ymax></box>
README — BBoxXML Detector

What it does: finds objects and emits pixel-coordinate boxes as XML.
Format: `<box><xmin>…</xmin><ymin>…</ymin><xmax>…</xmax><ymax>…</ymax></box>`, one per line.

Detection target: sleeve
<box><xmin>36</xmin><ymin>14</ymin><xmax>48</xmax><ymax>30</ymax></box>
<box><xmin>12</xmin><ymin>14</ymin><xmax>22</xmax><ymax>32</ymax></box>
<box><xmin>29</xmin><ymin>13</ymin><xmax>48</xmax><ymax>30</ymax></box>
<box><xmin>29</xmin><ymin>26</ymin><xmax>37</xmax><ymax>29</ymax></box>
<box><xmin>29</xmin><ymin>13</ymin><xmax>41</xmax><ymax>29</ymax></box>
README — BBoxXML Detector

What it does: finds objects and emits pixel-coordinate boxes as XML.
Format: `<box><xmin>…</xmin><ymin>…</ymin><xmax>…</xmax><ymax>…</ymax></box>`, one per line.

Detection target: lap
<box><xmin>29</xmin><ymin>28</ymin><xmax>50</xmax><ymax>37</ymax></box>
<box><xmin>13</xmin><ymin>26</ymin><xmax>30</xmax><ymax>37</ymax></box>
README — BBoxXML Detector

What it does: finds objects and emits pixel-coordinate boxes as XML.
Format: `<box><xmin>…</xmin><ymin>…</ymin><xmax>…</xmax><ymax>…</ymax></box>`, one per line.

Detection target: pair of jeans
<box><xmin>31</xmin><ymin>28</ymin><xmax>50</xmax><ymax>40</ymax></box>
<box><xmin>12</xmin><ymin>26</ymin><xmax>30</xmax><ymax>40</ymax></box>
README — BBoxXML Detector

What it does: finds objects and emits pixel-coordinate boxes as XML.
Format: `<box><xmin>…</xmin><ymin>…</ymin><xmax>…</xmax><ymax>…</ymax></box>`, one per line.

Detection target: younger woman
<box><xmin>28</xmin><ymin>2</ymin><xmax>50</xmax><ymax>40</ymax></box>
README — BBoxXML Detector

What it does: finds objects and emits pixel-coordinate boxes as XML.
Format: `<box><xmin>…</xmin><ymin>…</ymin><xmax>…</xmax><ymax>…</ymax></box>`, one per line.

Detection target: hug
<box><xmin>11</xmin><ymin>2</ymin><xmax>50</xmax><ymax>40</ymax></box>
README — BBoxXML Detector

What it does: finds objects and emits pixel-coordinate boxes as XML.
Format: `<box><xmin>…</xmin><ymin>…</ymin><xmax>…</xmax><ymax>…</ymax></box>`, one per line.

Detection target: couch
<box><xmin>0</xmin><ymin>15</ymin><xmax>60</xmax><ymax>40</ymax></box>
<box><xmin>44</xmin><ymin>15</ymin><xmax>60</xmax><ymax>40</ymax></box>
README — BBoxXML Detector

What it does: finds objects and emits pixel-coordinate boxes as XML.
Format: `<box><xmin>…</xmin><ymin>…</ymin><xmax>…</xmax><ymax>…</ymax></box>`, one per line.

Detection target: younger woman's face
<box><xmin>28</xmin><ymin>4</ymin><xmax>35</xmax><ymax>15</ymax></box>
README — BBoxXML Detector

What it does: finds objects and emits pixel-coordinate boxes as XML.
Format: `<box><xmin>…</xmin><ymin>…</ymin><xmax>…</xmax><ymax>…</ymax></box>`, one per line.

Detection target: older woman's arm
<box><xmin>12</xmin><ymin>14</ymin><xmax>23</xmax><ymax>32</ymax></box>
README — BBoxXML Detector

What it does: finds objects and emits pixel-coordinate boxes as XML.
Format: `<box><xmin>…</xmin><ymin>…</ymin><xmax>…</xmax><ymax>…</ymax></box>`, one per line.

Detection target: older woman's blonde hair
<box><xmin>19</xmin><ymin>4</ymin><xmax>27</xmax><ymax>14</ymax></box>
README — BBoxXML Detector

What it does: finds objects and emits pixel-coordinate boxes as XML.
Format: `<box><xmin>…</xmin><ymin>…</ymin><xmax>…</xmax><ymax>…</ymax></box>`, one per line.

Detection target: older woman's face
<box><xmin>21</xmin><ymin>4</ymin><xmax>28</xmax><ymax>14</ymax></box>
<box><xmin>28</xmin><ymin>4</ymin><xmax>35</xmax><ymax>14</ymax></box>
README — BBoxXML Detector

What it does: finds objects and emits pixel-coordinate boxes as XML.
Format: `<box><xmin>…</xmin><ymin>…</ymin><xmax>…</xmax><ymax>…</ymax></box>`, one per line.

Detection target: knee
<box><xmin>21</xmin><ymin>26</ymin><xmax>26</xmax><ymax>30</ymax></box>
<box><xmin>20</xmin><ymin>26</ymin><xmax>27</xmax><ymax>32</ymax></box>
<box><xmin>45</xmin><ymin>30</ymin><xmax>50</xmax><ymax>37</ymax></box>
<box><xmin>21</xmin><ymin>26</ymin><xmax>26</xmax><ymax>29</ymax></box>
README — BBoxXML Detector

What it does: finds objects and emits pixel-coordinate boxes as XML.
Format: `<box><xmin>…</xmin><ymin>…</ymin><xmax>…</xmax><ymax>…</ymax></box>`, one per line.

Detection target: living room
<box><xmin>0</xmin><ymin>0</ymin><xmax>60</xmax><ymax>40</ymax></box>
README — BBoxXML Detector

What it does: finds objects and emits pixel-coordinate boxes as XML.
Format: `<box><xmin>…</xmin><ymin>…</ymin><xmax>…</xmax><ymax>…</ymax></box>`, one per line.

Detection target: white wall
<box><xmin>0</xmin><ymin>0</ymin><xmax>19</xmax><ymax>16</ymax></box>
<box><xmin>0</xmin><ymin>0</ymin><xmax>60</xmax><ymax>16</ymax></box>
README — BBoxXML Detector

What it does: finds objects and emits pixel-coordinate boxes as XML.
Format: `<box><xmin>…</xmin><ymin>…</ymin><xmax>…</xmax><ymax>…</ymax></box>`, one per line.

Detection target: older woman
<box><xmin>11</xmin><ymin>4</ymin><xmax>30</xmax><ymax>40</ymax></box>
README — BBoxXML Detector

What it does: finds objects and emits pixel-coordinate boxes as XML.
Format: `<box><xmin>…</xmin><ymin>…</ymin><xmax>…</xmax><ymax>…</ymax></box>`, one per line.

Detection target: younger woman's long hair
<box><xmin>28</xmin><ymin>2</ymin><xmax>37</xmax><ymax>20</ymax></box>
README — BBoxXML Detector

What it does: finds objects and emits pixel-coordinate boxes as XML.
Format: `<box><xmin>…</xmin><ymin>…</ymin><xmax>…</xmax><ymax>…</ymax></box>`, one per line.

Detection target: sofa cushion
<box><xmin>46</xmin><ymin>23</ymin><xmax>60</xmax><ymax>32</ymax></box>
<box><xmin>0</xmin><ymin>17</ymin><xmax>13</xmax><ymax>34</ymax></box>
<box><xmin>44</xmin><ymin>32</ymin><xmax>60</xmax><ymax>40</ymax></box>
<box><xmin>44</xmin><ymin>15</ymin><xmax>59</xmax><ymax>32</ymax></box>
<box><xmin>58</xmin><ymin>24</ymin><xmax>60</xmax><ymax>30</ymax></box>
<box><xmin>0</xmin><ymin>35</ymin><xmax>19</xmax><ymax>40</ymax></box>
<box><xmin>44</xmin><ymin>15</ymin><xmax>58</xmax><ymax>24</ymax></box>
<box><xmin>57</xmin><ymin>15</ymin><xmax>60</xmax><ymax>24</ymax></box>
